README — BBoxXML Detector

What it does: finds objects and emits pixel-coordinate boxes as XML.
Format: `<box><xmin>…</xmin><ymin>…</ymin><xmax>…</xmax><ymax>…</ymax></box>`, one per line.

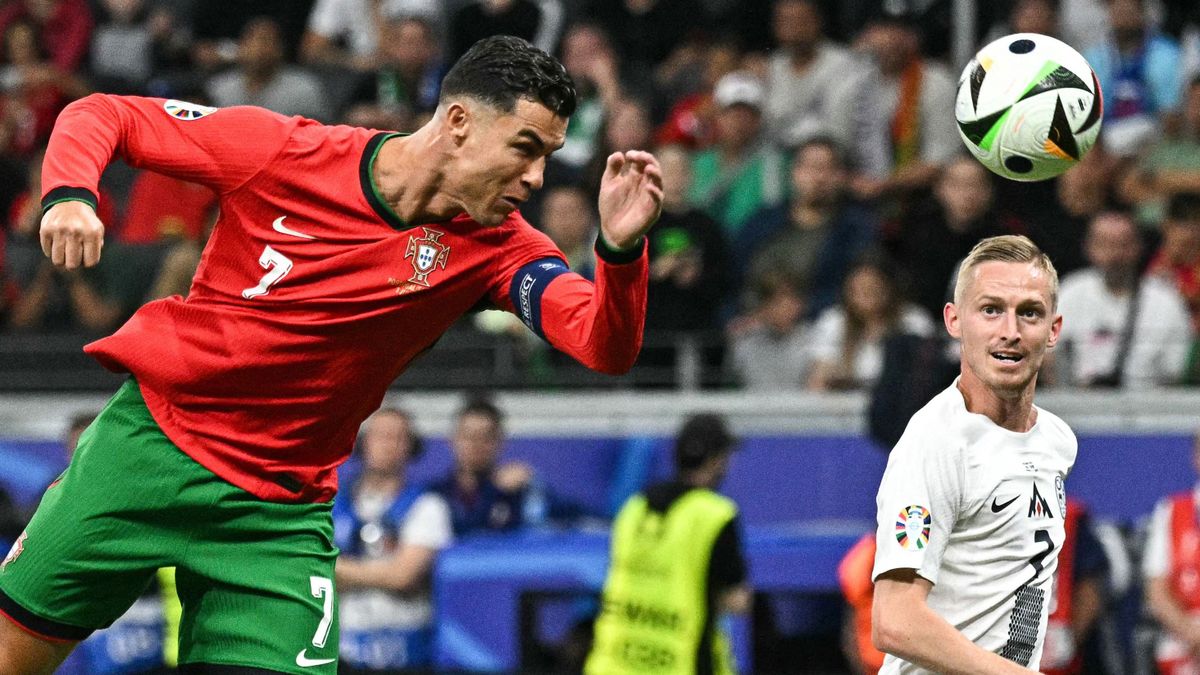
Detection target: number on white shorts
<box><xmin>241</xmin><ymin>246</ymin><xmax>293</xmax><ymax>299</ymax></box>
<box><xmin>309</xmin><ymin>576</ymin><xmax>333</xmax><ymax>648</ymax></box>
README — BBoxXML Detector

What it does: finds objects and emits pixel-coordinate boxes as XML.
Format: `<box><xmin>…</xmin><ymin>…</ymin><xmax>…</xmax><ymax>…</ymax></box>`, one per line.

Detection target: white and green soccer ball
<box><xmin>955</xmin><ymin>33</ymin><xmax>1103</xmax><ymax>182</ymax></box>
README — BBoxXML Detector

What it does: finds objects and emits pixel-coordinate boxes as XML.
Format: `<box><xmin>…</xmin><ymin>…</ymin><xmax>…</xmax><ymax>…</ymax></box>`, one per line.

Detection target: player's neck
<box><xmin>373</xmin><ymin>130</ymin><xmax>460</xmax><ymax>224</ymax></box>
<box><xmin>956</xmin><ymin>373</ymin><xmax>1038</xmax><ymax>433</ymax></box>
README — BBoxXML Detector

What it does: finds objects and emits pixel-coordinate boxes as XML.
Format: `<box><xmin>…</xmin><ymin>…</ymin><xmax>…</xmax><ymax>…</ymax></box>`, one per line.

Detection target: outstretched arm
<box><xmin>497</xmin><ymin>151</ymin><xmax>662</xmax><ymax>375</ymax></box>
<box><xmin>874</xmin><ymin>569</ymin><xmax>1037</xmax><ymax>674</ymax></box>
<box><xmin>39</xmin><ymin>94</ymin><xmax>295</xmax><ymax>269</ymax></box>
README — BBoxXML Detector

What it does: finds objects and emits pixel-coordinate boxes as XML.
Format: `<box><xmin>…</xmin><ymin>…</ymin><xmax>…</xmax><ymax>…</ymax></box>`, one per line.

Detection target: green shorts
<box><xmin>0</xmin><ymin>379</ymin><xmax>340</xmax><ymax>673</ymax></box>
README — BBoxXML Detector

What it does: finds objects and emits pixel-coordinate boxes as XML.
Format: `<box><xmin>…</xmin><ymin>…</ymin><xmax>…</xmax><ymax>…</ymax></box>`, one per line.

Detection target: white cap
<box><xmin>713</xmin><ymin>71</ymin><xmax>764</xmax><ymax>110</ymax></box>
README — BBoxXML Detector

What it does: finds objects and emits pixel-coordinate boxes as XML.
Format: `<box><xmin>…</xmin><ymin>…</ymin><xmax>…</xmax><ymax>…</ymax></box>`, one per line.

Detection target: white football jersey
<box><xmin>873</xmin><ymin>379</ymin><xmax>1077</xmax><ymax>674</ymax></box>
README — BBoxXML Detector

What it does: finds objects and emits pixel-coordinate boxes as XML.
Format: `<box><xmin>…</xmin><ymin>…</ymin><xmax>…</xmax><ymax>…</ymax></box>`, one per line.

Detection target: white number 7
<box><xmin>242</xmin><ymin>246</ymin><xmax>293</xmax><ymax>299</ymax></box>
<box><xmin>309</xmin><ymin>576</ymin><xmax>334</xmax><ymax>648</ymax></box>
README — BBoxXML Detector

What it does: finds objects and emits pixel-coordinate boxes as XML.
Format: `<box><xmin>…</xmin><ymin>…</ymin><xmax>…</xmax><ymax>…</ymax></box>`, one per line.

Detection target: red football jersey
<box><xmin>42</xmin><ymin>95</ymin><xmax>648</xmax><ymax>502</ymax></box>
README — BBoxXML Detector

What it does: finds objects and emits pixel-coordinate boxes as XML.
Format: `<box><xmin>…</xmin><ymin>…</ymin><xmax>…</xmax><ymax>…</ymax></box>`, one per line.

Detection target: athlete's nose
<box><xmin>998</xmin><ymin>309</ymin><xmax>1021</xmax><ymax>342</ymax></box>
<box><xmin>521</xmin><ymin>156</ymin><xmax>546</xmax><ymax>192</ymax></box>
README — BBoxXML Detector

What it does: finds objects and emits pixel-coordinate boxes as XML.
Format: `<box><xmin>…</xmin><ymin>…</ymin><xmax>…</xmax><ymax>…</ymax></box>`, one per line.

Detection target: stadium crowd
<box><xmin>0</xmin><ymin>0</ymin><xmax>1197</xmax><ymax>391</ymax></box>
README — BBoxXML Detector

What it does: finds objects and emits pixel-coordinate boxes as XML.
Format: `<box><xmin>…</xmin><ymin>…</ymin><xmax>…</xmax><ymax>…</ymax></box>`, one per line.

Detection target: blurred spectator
<box><xmin>741</xmin><ymin>135</ymin><xmax>878</xmax><ymax>319</ymax></box>
<box><xmin>1084</xmin><ymin>0</ymin><xmax>1184</xmax><ymax>157</ymax></box>
<box><xmin>118</xmin><ymin>170</ymin><xmax>217</xmax><ymax>244</ymax></box>
<box><xmin>190</xmin><ymin>0</ymin><xmax>314</xmax><ymax>73</ymax></box>
<box><xmin>89</xmin><ymin>0</ymin><xmax>188</xmax><ymax>93</ymax></box>
<box><xmin>890</xmin><ymin>156</ymin><xmax>1008</xmax><ymax>318</ymax></box>
<box><xmin>1122</xmin><ymin>75</ymin><xmax>1200</xmax><ymax>220</ymax></box>
<box><xmin>729</xmin><ymin>272</ymin><xmax>813</xmax><ymax>390</ymax></box>
<box><xmin>583</xmin><ymin>0</ymin><xmax>703</xmax><ymax>86</ymax></box>
<box><xmin>984</xmin><ymin>0</ymin><xmax>1062</xmax><ymax>43</ymax></box>
<box><xmin>1148</xmin><ymin>192</ymin><xmax>1200</xmax><ymax>333</ymax></box>
<box><xmin>826</xmin><ymin>9</ymin><xmax>958</xmax><ymax>203</ymax></box>
<box><xmin>300</xmin><ymin>0</ymin><xmax>441</xmax><ymax>72</ymax></box>
<box><xmin>538</xmin><ymin>184</ymin><xmax>596</xmax><ymax>280</ymax></box>
<box><xmin>654</xmin><ymin>36</ymin><xmax>742</xmax><ymax>149</ymax></box>
<box><xmin>583</xmin><ymin>96</ymin><xmax>653</xmax><ymax>195</ymax></box>
<box><xmin>7</xmin><ymin>260</ymin><xmax>123</xmax><ymax>333</ymax></box>
<box><xmin>644</xmin><ymin>144</ymin><xmax>728</xmax><ymax>342</ymax></box>
<box><xmin>0</xmin><ymin>0</ymin><xmax>93</xmax><ymax>73</ymax></box>
<box><xmin>838</xmin><ymin>534</ymin><xmax>885</xmax><ymax>674</ymax></box>
<box><xmin>1055</xmin><ymin>212</ymin><xmax>1193</xmax><ymax>388</ymax></box>
<box><xmin>206</xmin><ymin>17</ymin><xmax>332</xmax><ymax>122</ymax></box>
<box><xmin>1040</xmin><ymin>499</ymin><xmax>1113</xmax><ymax>675</ymax></box>
<box><xmin>334</xmin><ymin>407</ymin><xmax>452</xmax><ymax>672</ymax></box>
<box><xmin>688</xmin><ymin>70</ymin><xmax>787</xmax><ymax>238</ymax></box>
<box><xmin>143</xmin><ymin>213</ymin><xmax>217</xmax><ymax>303</ymax></box>
<box><xmin>0</xmin><ymin>17</ymin><xmax>90</xmax><ymax>158</ymax></box>
<box><xmin>1021</xmin><ymin>145</ymin><xmax>1118</xmax><ymax>279</ymax></box>
<box><xmin>342</xmin><ymin>15</ymin><xmax>444</xmax><ymax>129</ymax></box>
<box><xmin>586</xmin><ymin>412</ymin><xmax>749</xmax><ymax>675</ymax></box>
<box><xmin>430</xmin><ymin>397</ymin><xmax>582</xmax><ymax>536</ymax></box>
<box><xmin>763</xmin><ymin>0</ymin><xmax>855</xmax><ymax>149</ymax></box>
<box><xmin>807</xmin><ymin>258</ymin><xmax>934</xmax><ymax>391</ymax></box>
<box><xmin>1143</xmin><ymin>432</ymin><xmax>1200</xmax><ymax>674</ymax></box>
<box><xmin>553</xmin><ymin>22</ymin><xmax>622</xmax><ymax>172</ymax></box>
<box><xmin>450</xmin><ymin>0</ymin><xmax>562</xmax><ymax>63</ymax></box>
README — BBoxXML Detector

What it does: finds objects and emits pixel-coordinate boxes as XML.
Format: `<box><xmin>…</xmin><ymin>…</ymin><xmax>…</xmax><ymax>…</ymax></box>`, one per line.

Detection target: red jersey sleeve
<box><xmin>41</xmin><ymin>94</ymin><xmax>295</xmax><ymax>211</ymax></box>
<box><xmin>492</xmin><ymin>221</ymin><xmax>648</xmax><ymax>375</ymax></box>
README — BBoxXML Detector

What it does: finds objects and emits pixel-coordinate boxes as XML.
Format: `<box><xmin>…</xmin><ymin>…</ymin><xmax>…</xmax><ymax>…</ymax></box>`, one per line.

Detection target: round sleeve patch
<box><xmin>164</xmin><ymin>99</ymin><xmax>217</xmax><ymax>121</ymax></box>
<box><xmin>895</xmin><ymin>505</ymin><xmax>931</xmax><ymax>549</ymax></box>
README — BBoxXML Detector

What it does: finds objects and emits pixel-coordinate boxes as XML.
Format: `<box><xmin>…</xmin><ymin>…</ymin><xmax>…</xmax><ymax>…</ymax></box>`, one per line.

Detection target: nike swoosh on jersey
<box><xmin>991</xmin><ymin>495</ymin><xmax>1020</xmax><ymax>513</ymax></box>
<box><xmin>295</xmin><ymin>649</ymin><xmax>335</xmax><ymax>667</ymax></box>
<box><xmin>273</xmin><ymin>216</ymin><xmax>316</xmax><ymax>240</ymax></box>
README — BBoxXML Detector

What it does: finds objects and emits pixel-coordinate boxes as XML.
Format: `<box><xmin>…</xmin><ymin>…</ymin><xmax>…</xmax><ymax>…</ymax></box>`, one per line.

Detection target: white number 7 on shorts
<box><xmin>309</xmin><ymin>576</ymin><xmax>333</xmax><ymax>648</ymax></box>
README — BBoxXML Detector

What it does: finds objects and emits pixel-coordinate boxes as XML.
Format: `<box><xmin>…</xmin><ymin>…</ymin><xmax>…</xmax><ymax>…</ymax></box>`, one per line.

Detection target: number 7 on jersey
<box><xmin>242</xmin><ymin>246</ymin><xmax>293</xmax><ymax>299</ymax></box>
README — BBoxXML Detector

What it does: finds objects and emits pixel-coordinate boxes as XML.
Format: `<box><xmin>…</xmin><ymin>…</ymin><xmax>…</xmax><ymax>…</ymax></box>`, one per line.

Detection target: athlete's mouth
<box><xmin>991</xmin><ymin>351</ymin><xmax>1024</xmax><ymax>363</ymax></box>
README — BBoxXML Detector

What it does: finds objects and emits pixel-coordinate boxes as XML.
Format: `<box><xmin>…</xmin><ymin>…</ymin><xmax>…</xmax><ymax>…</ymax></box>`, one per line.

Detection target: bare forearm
<box><xmin>1071</xmin><ymin>578</ymin><xmax>1105</xmax><ymax>643</ymax></box>
<box><xmin>335</xmin><ymin>557</ymin><xmax>425</xmax><ymax>593</ymax></box>
<box><xmin>876</xmin><ymin>602</ymin><xmax>1033</xmax><ymax>674</ymax></box>
<box><xmin>1148</xmin><ymin>576</ymin><xmax>1197</xmax><ymax>639</ymax></box>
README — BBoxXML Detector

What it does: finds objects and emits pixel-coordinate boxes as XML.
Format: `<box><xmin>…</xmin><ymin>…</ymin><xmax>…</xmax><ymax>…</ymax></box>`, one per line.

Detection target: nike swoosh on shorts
<box><xmin>295</xmin><ymin>649</ymin><xmax>335</xmax><ymax>667</ymax></box>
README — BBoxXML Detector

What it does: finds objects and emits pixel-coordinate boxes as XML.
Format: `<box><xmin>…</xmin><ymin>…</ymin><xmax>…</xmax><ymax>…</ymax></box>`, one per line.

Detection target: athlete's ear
<box><xmin>1046</xmin><ymin>312</ymin><xmax>1062</xmax><ymax>349</ymax></box>
<box><xmin>444</xmin><ymin>100</ymin><xmax>470</xmax><ymax>146</ymax></box>
<box><xmin>943</xmin><ymin>302</ymin><xmax>961</xmax><ymax>339</ymax></box>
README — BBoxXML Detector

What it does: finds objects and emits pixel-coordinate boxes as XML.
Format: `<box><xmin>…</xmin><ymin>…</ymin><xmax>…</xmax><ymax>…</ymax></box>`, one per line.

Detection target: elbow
<box><xmin>871</xmin><ymin>604</ymin><xmax>908</xmax><ymax>656</ymax></box>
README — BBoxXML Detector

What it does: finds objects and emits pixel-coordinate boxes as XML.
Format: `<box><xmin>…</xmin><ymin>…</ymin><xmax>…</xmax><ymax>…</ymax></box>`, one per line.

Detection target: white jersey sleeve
<box><xmin>873</xmin><ymin>415</ymin><xmax>965</xmax><ymax>585</ymax></box>
<box><xmin>400</xmin><ymin>492</ymin><xmax>454</xmax><ymax>550</ymax></box>
<box><xmin>1143</xmin><ymin>498</ymin><xmax>1174</xmax><ymax>580</ymax></box>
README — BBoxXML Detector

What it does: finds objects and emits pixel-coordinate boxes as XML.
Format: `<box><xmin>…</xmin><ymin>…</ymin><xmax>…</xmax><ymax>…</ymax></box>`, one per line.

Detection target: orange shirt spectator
<box><xmin>838</xmin><ymin>533</ymin><xmax>885</xmax><ymax>675</ymax></box>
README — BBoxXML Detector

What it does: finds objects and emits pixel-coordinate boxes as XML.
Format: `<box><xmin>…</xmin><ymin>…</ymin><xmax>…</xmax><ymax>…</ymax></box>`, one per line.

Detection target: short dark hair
<box><xmin>674</xmin><ymin>413</ymin><xmax>737</xmax><ymax>472</ymax></box>
<box><xmin>457</xmin><ymin>395</ymin><xmax>504</xmax><ymax>428</ymax></box>
<box><xmin>440</xmin><ymin>35</ymin><xmax>576</xmax><ymax>117</ymax></box>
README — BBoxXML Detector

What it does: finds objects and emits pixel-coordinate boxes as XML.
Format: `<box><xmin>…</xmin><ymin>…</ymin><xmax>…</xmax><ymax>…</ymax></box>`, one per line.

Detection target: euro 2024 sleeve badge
<box><xmin>895</xmin><ymin>505</ymin><xmax>931</xmax><ymax>550</ymax></box>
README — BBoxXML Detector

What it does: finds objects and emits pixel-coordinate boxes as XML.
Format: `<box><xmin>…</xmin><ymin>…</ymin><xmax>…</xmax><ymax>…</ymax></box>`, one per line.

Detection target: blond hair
<box><xmin>952</xmin><ymin>235</ymin><xmax>1059</xmax><ymax>309</ymax></box>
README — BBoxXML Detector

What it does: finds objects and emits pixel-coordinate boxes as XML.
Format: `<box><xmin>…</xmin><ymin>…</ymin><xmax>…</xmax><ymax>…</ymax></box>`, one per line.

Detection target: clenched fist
<box><xmin>40</xmin><ymin>200</ymin><xmax>105</xmax><ymax>269</ymax></box>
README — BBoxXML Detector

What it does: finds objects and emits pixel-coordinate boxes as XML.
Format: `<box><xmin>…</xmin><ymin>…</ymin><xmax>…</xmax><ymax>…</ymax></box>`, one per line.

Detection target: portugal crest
<box><xmin>403</xmin><ymin>228</ymin><xmax>450</xmax><ymax>287</ymax></box>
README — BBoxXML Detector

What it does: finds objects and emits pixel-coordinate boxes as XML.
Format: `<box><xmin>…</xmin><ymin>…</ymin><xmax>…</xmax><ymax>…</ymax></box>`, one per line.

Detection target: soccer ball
<box><xmin>955</xmin><ymin>33</ymin><xmax>1102</xmax><ymax>182</ymax></box>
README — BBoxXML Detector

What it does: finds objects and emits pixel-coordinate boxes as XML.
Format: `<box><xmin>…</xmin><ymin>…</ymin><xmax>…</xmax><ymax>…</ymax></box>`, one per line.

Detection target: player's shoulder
<box><xmin>891</xmin><ymin>384</ymin><xmax>971</xmax><ymax>461</ymax></box>
<box><xmin>285</xmin><ymin>119</ymin><xmax>381</xmax><ymax>157</ymax></box>
<box><xmin>1033</xmin><ymin>404</ymin><xmax>1078</xmax><ymax>461</ymax></box>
